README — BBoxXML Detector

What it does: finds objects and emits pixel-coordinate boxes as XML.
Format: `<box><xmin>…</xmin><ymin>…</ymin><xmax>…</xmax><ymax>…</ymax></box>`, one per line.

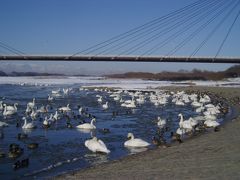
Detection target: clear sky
<box><xmin>0</xmin><ymin>0</ymin><xmax>239</xmax><ymax>75</ymax></box>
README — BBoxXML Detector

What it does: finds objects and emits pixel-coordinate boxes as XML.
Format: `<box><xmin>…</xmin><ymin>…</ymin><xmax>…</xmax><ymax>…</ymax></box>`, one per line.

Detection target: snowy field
<box><xmin>0</xmin><ymin>76</ymin><xmax>240</xmax><ymax>89</ymax></box>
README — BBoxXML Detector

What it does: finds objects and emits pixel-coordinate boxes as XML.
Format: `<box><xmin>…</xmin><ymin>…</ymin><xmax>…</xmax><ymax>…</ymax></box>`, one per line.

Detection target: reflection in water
<box><xmin>0</xmin><ymin>83</ymin><xmax>228</xmax><ymax>179</ymax></box>
<box><xmin>84</xmin><ymin>153</ymin><xmax>109</xmax><ymax>165</ymax></box>
<box><xmin>126</xmin><ymin>147</ymin><xmax>148</xmax><ymax>154</ymax></box>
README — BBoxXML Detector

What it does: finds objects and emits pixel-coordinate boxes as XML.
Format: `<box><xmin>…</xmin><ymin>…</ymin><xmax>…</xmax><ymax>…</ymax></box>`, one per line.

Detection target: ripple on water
<box><xmin>0</xmin><ymin>84</ymin><xmax>229</xmax><ymax>179</ymax></box>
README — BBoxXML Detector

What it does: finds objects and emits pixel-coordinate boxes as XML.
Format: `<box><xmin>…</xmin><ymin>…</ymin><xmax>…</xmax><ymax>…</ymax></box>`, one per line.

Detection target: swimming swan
<box><xmin>76</xmin><ymin>118</ymin><xmax>96</xmax><ymax>129</ymax></box>
<box><xmin>85</xmin><ymin>136</ymin><xmax>110</xmax><ymax>154</ymax></box>
<box><xmin>22</xmin><ymin>117</ymin><xmax>36</xmax><ymax>129</ymax></box>
<box><xmin>59</xmin><ymin>104</ymin><xmax>71</xmax><ymax>112</ymax></box>
<box><xmin>124</xmin><ymin>133</ymin><xmax>150</xmax><ymax>147</ymax></box>
<box><xmin>157</xmin><ymin>117</ymin><xmax>166</xmax><ymax>127</ymax></box>
<box><xmin>27</xmin><ymin>98</ymin><xmax>35</xmax><ymax>109</ymax></box>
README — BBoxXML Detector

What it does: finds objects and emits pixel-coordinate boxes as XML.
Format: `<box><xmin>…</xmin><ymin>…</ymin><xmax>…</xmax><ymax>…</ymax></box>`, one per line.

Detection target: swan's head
<box><xmin>14</xmin><ymin>103</ymin><xmax>18</xmax><ymax>106</ymax></box>
<box><xmin>178</xmin><ymin>113</ymin><xmax>182</xmax><ymax>117</ymax></box>
<box><xmin>92</xmin><ymin>118</ymin><xmax>96</xmax><ymax>122</ymax></box>
<box><xmin>22</xmin><ymin>117</ymin><xmax>27</xmax><ymax>120</ymax></box>
<box><xmin>127</xmin><ymin>132</ymin><xmax>134</xmax><ymax>140</ymax></box>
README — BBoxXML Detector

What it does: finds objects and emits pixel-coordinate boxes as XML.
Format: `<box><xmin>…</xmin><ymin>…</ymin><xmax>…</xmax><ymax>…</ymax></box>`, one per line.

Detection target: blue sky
<box><xmin>0</xmin><ymin>0</ymin><xmax>239</xmax><ymax>75</ymax></box>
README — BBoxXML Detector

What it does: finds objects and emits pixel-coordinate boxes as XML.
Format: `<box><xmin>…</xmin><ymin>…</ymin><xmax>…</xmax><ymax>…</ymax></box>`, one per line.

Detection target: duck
<box><xmin>59</xmin><ymin>104</ymin><xmax>71</xmax><ymax>112</ymax></box>
<box><xmin>85</xmin><ymin>136</ymin><xmax>110</xmax><ymax>154</ymax></box>
<box><xmin>27</xmin><ymin>98</ymin><xmax>35</xmax><ymax>109</ymax></box>
<box><xmin>157</xmin><ymin>117</ymin><xmax>166</xmax><ymax>127</ymax></box>
<box><xmin>76</xmin><ymin>118</ymin><xmax>96</xmax><ymax>129</ymax></box>
<box><xmin>124</xmin><ymin>133</ymin><xmax>150</xmax><ymax>147</ymax></box>
<box><xmin>17</xmin><ymin>133</ymin><xmax>28</xmax><ymax>140</ymax></box>
<box><xmin>22</xmin><ymin>117</ymin><xmax>36</xmax><ymax>129</ymax></box>
<box><xmin>102</xmin><ymin>102</ymin><xmax>108</xmax><ymax>109</ymax></box>
<box><xmin>27</xmin><ymin>143</ymin><xmax>38</xmax><ymax>149</ymax></box>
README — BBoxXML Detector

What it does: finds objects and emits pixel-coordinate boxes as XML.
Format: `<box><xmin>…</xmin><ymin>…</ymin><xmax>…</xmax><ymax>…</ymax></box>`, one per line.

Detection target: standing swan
<box><xmin>85</xmin><ymin>136</ymin><xmax>110</xmax><ymax>154</ymax></box>
<box><xmin>76</xmin><ymin>118</ymin><xmax>96</xmax><ymax>129</ymax></box>
<box><xmin>124</xmin><ymin>133</ymin><xmax>150</xmax><ymax>147</ymax></box>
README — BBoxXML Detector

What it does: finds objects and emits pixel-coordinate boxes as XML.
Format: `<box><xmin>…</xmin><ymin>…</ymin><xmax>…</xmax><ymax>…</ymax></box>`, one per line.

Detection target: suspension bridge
<box><xmin>0</xmin><ymin>0</ymin><xmax>240</xmax><ymax>63</ymax></box>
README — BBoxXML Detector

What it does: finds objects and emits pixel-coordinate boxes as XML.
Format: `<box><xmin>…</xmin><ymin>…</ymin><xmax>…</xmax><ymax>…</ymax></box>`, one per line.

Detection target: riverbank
<box><xmin>55</xmin><ymin>86</ymin><xmax>240</xmax><ymax>180</ymax></box>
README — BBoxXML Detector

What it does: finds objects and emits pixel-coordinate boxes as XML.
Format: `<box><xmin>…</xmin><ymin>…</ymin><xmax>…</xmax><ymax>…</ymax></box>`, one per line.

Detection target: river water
<box><xmin>0</xmin><ymin>76</ymin><xmax>233</xmax><ymax>179</ymax></box>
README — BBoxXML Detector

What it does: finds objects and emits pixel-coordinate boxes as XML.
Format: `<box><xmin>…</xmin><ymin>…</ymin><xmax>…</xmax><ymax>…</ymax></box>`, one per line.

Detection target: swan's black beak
<box><xmin>127</xmin><ymin>136</ymin><xmax>131</xmax><ymax>140</ymax></box>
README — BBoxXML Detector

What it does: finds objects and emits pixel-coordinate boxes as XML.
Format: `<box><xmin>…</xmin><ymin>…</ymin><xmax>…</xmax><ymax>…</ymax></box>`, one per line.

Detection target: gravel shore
<box><xmin>55</xmin><ymin>86</ymin><xmax>240</xmax><ymax>180</ymax></box>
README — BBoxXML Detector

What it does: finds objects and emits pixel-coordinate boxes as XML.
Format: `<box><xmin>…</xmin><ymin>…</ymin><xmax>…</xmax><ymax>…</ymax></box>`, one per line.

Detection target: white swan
<box><xmin>0</xmin><ymin>101</ymin><xmax>3</xmax><ymax>111</ymax></box>
<box><xmin>52</xmin><ymin>89</ymin><xmax>60</xmax><ymax>94</ymax></box>
<box><xmin>0</xmin><ymin>121</ymin><xmax>8</xmax><ymax>127</ymax></box>
<box><xmin>30</xmin><ymin>110</ymin><xmax>38</xmax><ymax>120</ymax></box>
<box><xmin>3</xmin><ymin>105</ymin><xmax>16</xmax><ymax>116</ymax></box>
<box><xmin>85</xmin><ymin>136</ymin><xmax>110</xmax><ymax>154</ymax></box>
<box><xmin>176</xmin><ymin>127</ymin><xmax>186</xmax><ymax>135</ymax></box>
<box><xmin>157</xmin><ymin>117</ymin><xmax>166</xmax><ymax>127</ymax></box>
<box><xmin>102</xmin><ymin>102</ymin><xmax>108</xmax><ymax>109</ymax></box>
<box><xmin>25</xmin><ymin>104</ymin><xmax>32</xmax><ymax>114</ymax></box>
<box><xmin>48</xmin><ymin>94</ymin><xmax>54</xmax><ymax>101</ymax></box>
<box><xmin>59</xmin><ymin>104</ymin><xmax>71</xmax><ymax>112</ymax></box>
<box><xmin>27</xmin><ymin>98</ymin><xmax>36</xmax><ymax>109</ymax></box>
<box><xmin>204</xmin><ymin>120</ymin><xmax>220</xmax><ymax>127</ymax></box>
<box><xmin>76</xmin><ymin>118</ymin><xmax>96</xmax><ymax>129</ymax></box>
<box><xmin>22</xmin><ymin>117</ymin><xmax>36</xmax><ymax>129</ymax></box>
<box><xmin>124</xmin><ymin>133</ymin><xmax>150</xmax><ymax>147</ymax></box>
<box><xmin>53</xmin><ymin>111</ymin><xmax>60</xmax><ymax>121</ymax></box>
<box><xmin>178</xmin><ymin>113</ymin><xmax>193</xmax><ymax>131</ymax></box>
<box><xmin>43</xmin><ymin>116</ymin><xmax>51</xmax><ymax>127</ymax></box>
<box><xmin>125</xmin><ymin>101</ymin><xmax>136</xmax><ymax>108</ymax></box>
<box><xmin>97</xmin><ymin>96</ymin><xmax>102</xmax><ymax>103</ymax></box>
<box><xmin>4</xmin><ymin>103</ymin><xmax>18</xmax><ymax>112</ymax></box>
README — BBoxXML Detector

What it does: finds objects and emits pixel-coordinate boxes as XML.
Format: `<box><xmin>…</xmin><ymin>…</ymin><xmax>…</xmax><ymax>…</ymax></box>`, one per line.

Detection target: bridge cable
<box><xmin>190</xmin><ymin>1</ymin><xmax>240</xmax><ymax>58</ymax></box>
<box><xmin>165</xmin><ymin>0</ymin><xmax>238</xmax><ymax>57</ymax></box>
<box><xmin>93</xmin><ymin>0</ymin><xmax>220</xmax><ymax>56</ymax></box>
<box><xmin>0</xmin><ymin>41</ymin><xmax>26</xmax><ymax>56</ymax></box>
<box><xmin>215</xmin><ymin>8</ymin><xmax>240</xmax><ymax>58</ymax></box>
<box><xmin>122</xmin><ymin>0</ymin><xmax>228</xmax><ymax>56</ymax></box>
<box><xmin>69</xmin><ymin>0</ymin><xmax>211</xmax><ymax>57</ymax></box>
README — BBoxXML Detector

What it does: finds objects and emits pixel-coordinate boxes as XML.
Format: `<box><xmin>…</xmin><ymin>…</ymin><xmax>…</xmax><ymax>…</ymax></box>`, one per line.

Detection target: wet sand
<box><xmin>55</xmin><ymin>86</ymin><xmax>240</xmax><ymax>180</ymax></box>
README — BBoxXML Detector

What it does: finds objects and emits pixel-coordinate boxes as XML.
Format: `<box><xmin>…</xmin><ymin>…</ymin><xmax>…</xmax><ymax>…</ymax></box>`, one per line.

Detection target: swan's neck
<box><xmin>179</xmin><ymin>114</ymin><xmax>183</xmax><ymax>122</ymax></box>
<box><xmin>24</xmin><ymin>119</ymin><xmax>27</xmax><ymax>125</ymax></box>
<box><xmin>131</xmin><ymin>134</ymin><xmax>134</xmax><ymax>140</ymax></box>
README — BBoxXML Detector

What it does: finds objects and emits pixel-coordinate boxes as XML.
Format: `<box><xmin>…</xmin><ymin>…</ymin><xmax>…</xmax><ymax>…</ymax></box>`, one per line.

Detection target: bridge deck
<box><xmin>0</xmin><ymin>55</ymin><xmax>239</xmax><ymax>63</ymax></box>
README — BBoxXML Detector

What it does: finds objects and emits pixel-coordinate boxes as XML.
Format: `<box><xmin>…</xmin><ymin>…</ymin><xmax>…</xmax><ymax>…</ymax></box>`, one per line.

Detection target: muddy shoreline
<box><xmin>55</xmin><ymin>86</ymin><xmax>240</xmax><ymax>180</ymax></box>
